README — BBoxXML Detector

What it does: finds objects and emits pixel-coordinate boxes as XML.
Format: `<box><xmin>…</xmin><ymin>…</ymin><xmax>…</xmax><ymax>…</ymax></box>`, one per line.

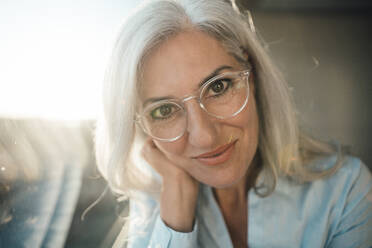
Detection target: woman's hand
<box><xmin>142</xmin><ymin>138</ymin><xmax>199</xmax><ymax>232</ymax></box>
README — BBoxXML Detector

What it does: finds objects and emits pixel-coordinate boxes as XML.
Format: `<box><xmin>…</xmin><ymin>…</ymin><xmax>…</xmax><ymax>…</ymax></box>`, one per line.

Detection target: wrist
<box><xmin>160</xmin><ymin>176</ymin><xmax>199</xmax><ymax>232</ymax></box>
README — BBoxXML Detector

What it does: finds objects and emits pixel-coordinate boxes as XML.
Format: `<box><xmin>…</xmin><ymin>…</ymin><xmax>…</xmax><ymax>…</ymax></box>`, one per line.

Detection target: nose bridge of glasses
<box><xmin>181</xmin><ymin>94</ymin><xmax>198</xmax><ymax>103</ymax></box>
<box><xmin>181</xmin><ymin>94</ymin><xmax>207</xmax><ymax>115</ymax></box>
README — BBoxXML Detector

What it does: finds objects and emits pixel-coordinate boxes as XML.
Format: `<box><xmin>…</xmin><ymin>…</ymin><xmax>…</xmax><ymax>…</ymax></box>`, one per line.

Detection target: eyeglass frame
<box><xmin>136</xmin><ymin>69</ymin><xmax>251</xmax><ymax>142</ymax></box>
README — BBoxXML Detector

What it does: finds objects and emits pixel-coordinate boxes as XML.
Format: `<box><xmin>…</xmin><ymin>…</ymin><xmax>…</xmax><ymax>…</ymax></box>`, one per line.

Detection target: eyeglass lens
<box><xmin>142</xmin><ymin>72</ymin><xmax>249</xmax><ymax>141</ymax></box>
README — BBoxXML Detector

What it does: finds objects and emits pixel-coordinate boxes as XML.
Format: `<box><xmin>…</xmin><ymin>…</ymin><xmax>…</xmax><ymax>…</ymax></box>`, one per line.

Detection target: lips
<box><xmin>192</xmin><ymin>139</ymin><xmax>237</xmax><ymax>166</ymax></box>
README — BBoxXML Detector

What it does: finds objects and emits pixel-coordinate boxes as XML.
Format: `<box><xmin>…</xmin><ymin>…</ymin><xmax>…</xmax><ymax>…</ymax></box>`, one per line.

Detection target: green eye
<box><xmin>150</xmin><ymin>104</ymin><xmax>178</xmax><ymax>120</ymax></box>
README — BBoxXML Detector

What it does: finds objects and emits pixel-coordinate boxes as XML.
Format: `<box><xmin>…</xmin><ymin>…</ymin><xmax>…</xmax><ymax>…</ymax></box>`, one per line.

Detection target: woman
<box><xmin>95</xmin><ymin>0</ymin><xmax>372</xmax><ymax>247</ymax></box>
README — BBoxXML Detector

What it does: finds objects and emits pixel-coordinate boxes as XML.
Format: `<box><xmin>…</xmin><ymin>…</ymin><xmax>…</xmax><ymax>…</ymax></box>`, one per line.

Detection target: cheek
<box><xmin>225</xmin><ymin>94</ymin><xmax>259</xmax><ymax>133</ymax></box>
<box><xmin>154</xmin><ymin>137</ymin><xmax>187</xmax><ymax>158</ymax></box>
<box><xmin>244</xmin><ymin>97</ymin><xmax>259</xmax><ymax>141</ymax></box>
<box><xmin>243</xmin><ymin>99</ymin><xmax>260</xmax><ymax>161</ymax></box>
<box><xmin>230</xmin><ymin>96</ymin><xmax>259</xmax><ymax>158</ymax></box>
<box><xmin>247</xmin><ymin>99</ymin><xmax>259</xmax><ymax>136</ymax></box>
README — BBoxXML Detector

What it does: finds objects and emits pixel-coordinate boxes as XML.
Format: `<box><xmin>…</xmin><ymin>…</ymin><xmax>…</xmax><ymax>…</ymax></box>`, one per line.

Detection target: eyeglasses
<box><xmin>137</xmin><ymin>70</ymin><xmax>250</xmax><ymax>142</ymax></box>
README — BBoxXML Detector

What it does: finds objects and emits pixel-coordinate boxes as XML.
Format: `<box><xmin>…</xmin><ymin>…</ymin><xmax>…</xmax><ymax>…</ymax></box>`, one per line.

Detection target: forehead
<box><xmin>140</xmin><ymin>30</ymin><xmax>241</xmax><ymax>102</ymax></box>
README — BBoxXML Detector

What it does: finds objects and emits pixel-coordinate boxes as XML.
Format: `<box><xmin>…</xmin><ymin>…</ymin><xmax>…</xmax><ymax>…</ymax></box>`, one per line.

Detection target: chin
<box><xmin>200</xmin><ymin>170</ymin><xmax>247</xmax><ymax>189</ymax></box>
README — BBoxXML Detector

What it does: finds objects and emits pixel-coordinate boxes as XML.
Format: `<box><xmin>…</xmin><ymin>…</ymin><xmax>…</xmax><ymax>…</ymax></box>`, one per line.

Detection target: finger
<box><xmin>141</xmin><ymin>139</ymin><xmax>191</xmax><ymax>179</ymax></box>
<box><xmin>141</xmin><ymin>138</ymin><xmax>169</xmax><ymax>172</ymax></box>
<box><xmin>141</xmin><ymin>138</ymin><xmax>158</xmax><ymax>160</ymax></box>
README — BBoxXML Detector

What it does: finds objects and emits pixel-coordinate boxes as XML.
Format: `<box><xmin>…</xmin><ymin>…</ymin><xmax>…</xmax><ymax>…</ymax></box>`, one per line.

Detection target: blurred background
<box><xmin>0</xmin><ymin>0</ymin><xmax>371</xmax><ymax>247</ymax></box>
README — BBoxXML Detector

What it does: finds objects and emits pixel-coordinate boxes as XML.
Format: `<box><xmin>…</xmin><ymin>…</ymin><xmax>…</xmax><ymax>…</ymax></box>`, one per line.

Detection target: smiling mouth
<box><xmin>191</xmin><ymin>139</ymin><xmax>238</xmax><ymax>166</ymax></box>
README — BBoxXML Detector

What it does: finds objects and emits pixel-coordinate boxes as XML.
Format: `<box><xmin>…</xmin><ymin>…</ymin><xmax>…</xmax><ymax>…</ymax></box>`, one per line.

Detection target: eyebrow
<box><xmin>197</xmin><ymin>65</ymin><xmax>233</xmax><ymax>89</ymax></box>
<box><xmin>142</xmin><ymin>65</ymin><xmax>233</xmax><ymax>107</ymax></box>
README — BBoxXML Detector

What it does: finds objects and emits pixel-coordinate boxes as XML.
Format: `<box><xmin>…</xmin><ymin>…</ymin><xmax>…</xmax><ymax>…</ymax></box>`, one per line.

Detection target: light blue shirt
<box><xmin>122</xmin><ymin>156</ymin><xmax>372</xmax><ymax>248</ymax></box>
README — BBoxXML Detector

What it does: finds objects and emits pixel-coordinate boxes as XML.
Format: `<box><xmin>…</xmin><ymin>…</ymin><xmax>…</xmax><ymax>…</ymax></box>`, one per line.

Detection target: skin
<box><xmin>140</xmin><ymin>30</ymin><xmax>259</xmax><ymax>247</ymax></box>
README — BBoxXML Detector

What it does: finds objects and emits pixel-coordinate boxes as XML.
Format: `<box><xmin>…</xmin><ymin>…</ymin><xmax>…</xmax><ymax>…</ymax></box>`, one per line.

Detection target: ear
<box><xmin>242</xmin><ymin>48</ymin><xmax>250</xmax><ymax>61</ymax></box>
<box><xmin>239</xmin><ymin>47</ymin><xmax>256</xmax><ymax>95</ymax></box>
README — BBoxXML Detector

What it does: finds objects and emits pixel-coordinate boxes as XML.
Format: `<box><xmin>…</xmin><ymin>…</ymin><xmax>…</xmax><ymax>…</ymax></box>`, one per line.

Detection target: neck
<box><xmin>213</xmin><ymin>176</ymin><xmax>248</xmax><ymax>207</ymax></box>
<box><xmin>213</xmin><ymin>153</ymin><xmax>261</xmax><ymax>207</ymax></box>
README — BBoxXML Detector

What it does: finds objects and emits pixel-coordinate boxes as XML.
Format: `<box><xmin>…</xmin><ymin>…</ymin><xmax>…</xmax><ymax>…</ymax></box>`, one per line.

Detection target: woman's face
<box><xmin>140</xmin><ymin>31</ymin><xmax>259</xmax><ymax>189</ymax></box>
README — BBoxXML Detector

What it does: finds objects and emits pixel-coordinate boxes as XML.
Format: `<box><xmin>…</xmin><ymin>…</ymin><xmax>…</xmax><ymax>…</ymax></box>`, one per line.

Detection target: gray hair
<box><xmin>95</xmin><ymin>0</ymin><xmax>342</xmax><ymax>199</ymax></box>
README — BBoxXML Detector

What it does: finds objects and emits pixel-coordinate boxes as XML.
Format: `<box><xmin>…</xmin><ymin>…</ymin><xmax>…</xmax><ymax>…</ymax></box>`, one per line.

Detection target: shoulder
<box><xmin>256</xmin><ymin>155</ymin><xmax>372</xmax><ymax>247</ymax></box>
<box><xmin>272</xmin><ymin>154</ymin><xmax>371</xmax><ymax>229</ymax></box>
<box><xmin>307</xmin><ymin>156</ymin><xmax>372</xmax><ymax>247</ymax></box>
<box><xmin>324</xmin><ymin>155</ymin><xmax>369</xmax><ymax>179</ymax></box>
<box><xmin>317</xmin><ymin>155</ymin><xmax>371</xmax><ymax>213</ymax></box>
<box><xmin>306</xmin><ymin>155</ymin><xmax>371</xmax><ymax>198</ymax></box>
<box><xmin>277</xmin><ymin>155</ymin><xmax>371</xmax><ymax>195</ymax></box>
<box><xmin>281</xmin><ymin>155</ymin><xmax>371</xmax><ymax>207</ymax></box>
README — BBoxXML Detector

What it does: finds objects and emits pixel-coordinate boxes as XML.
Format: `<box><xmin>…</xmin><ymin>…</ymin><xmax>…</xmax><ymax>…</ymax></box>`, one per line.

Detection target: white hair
<box><xmin>95</xmin><ymin>0</ymin><xmax>343</xmax><ymax>200</ymax></box>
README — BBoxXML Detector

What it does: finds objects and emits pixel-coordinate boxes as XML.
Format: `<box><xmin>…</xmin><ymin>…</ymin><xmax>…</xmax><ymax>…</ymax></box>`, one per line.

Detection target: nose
<box><xmin>184</xmin><ymin>100</ymin><xmax>217</xmax><ymax>148</ymax></box>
